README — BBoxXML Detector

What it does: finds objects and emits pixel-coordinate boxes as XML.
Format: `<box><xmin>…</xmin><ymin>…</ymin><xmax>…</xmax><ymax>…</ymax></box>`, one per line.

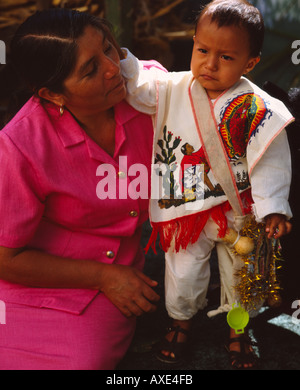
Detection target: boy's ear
<box><xmin>244</xmin><ymin>57</ymin><xmax>260</xmax><ymax>74</ymax></box>
<box><xmin>38</xmin><ymin>87</ymin><xmax>64</xmax><ymax>107</ymax></box>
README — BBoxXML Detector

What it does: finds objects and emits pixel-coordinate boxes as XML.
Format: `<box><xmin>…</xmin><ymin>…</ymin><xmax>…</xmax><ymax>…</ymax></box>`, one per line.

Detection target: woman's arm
<box><xmin>0</xmin><ymin>246</ymin><xmax>160</xmax><ymax>318</ymax></box>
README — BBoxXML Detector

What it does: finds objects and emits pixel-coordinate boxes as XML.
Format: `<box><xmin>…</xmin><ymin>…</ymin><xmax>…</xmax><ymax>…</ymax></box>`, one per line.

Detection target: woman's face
<box><xmin>60</xmin><ymin>25</ymin><xmax>126</xmax><ymax>117</ymax></box>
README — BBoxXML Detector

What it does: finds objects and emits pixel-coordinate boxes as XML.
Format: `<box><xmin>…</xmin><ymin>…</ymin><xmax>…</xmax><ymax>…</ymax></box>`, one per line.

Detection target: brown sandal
<box><xmin>225</xmin><ymin>334</ymin><xmax>258</xmax><ymax>369</ymax></box>
<box><xmin>155</xmin><ymin>326</ymin><xmax>189</xmax><ymax>364</ymax></box>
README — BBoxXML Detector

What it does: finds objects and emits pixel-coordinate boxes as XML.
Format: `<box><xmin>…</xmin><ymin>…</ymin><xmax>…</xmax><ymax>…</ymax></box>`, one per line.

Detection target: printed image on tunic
<box><xmin>219</xmin><ymin>93</ymin><xmax>269</xmax><ymax>161</ymax></box>
<box><xmin>180</xmin><ymin>143</ymin><xmax>223</xmax><ymax>200</ymax></box>
<box><xmin>154</xmin><ymin>126</ymin><xmax>206</xmax><ymax>209</ymax></box>
<box><xmin>153</xmin><ymin>91</ymin><xmax>271</xmax><ymax>211</ymax></box>
<box><xmin>154</xmin><ymin>126</ymin><xmax>224</xmax><ymax>210</ymax></box>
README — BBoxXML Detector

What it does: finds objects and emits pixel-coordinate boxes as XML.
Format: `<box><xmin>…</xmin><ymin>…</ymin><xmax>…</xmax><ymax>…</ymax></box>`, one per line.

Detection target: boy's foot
<box><xmin>155</xmin><ymin>319</ymin><xmax>191</xmax><ymax>364</ymax></box>
<box><xmin>226</xmin><ymin>328</ymin><xmax>258</xmax><ymax>369</ymax></box>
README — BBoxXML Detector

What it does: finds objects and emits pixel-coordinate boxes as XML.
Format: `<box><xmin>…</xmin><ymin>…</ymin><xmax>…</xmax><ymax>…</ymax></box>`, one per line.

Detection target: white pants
<box><xmin>164</xmin><ymin>210</ymin><xmax>256</xmax><ymax>321</ymax></box>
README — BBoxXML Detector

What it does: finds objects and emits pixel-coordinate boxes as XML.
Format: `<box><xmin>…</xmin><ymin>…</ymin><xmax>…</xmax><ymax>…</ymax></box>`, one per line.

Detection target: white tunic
<box><xmin>121</xmin><ymin>49</ymin><xmax>293</xmax><ymax>253</ymax></box>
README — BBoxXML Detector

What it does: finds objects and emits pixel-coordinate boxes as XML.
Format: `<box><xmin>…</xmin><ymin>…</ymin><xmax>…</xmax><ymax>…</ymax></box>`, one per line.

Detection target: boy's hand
<box><xmin>264</xmin><ymin>213</ymin><xmax>292</xmax><ymax>239</ymax></box>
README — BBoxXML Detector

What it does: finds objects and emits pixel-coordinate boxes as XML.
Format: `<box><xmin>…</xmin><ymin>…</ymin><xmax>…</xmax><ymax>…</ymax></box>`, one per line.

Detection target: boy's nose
<box><xmin>205</xmin><ymin>55</ymin><xmax>218</xmax><ymax>71</ymax></box>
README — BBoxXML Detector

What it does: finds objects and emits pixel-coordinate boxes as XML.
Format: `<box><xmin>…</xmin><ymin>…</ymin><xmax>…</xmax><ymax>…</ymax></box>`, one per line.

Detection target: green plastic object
<box><xmin>227</xmin><ymin>303</ymin><xmax>249</xmax><ymax>334</ymax></box>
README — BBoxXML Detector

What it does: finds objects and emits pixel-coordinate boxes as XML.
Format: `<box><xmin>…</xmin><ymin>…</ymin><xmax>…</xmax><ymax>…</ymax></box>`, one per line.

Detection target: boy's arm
<box><xmin>250</xmin><ymin>129</ymin><xmax>293</xmax><ymax>236</ymax></box>
<box><xmin>121</xmin><ymin>48</ymin><xmax>168</xmax><ymax>115</ymax></box>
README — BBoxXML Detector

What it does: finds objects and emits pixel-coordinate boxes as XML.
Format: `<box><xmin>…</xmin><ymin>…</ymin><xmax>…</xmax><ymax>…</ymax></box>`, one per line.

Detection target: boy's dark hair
<box><xmin>196</xmin><ymin>0</ymin><xmax>264</xmax><ymax>58</ymax></box>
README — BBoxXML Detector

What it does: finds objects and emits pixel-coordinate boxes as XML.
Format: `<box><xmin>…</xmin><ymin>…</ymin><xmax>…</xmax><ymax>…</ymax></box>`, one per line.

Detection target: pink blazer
<box><xmin>0</xmin><ymin>97</ymin><xmax>154</xmax><ymax>314</ymax></box>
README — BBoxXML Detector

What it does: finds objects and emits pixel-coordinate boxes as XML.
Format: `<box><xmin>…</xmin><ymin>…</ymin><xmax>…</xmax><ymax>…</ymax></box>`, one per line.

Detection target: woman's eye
<box><xmin>85</xmin><ymin>64</ymin><xmax>98</xmax><ymax>78</ymax></box>
<box><xmin>104</xmin><ymin>43</ymin><xmax>112</xmax><ymax>54</ymax></box>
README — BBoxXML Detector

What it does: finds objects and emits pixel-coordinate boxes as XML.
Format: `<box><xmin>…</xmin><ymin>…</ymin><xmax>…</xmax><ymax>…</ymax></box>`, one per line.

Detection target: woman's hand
<box><xmin>0</xmin><ymin>246</ymin><xmax>160</xmax><ymax>318</ymax></box>
<box><xmin>264</xmin><ymin>213</ymin><xmax>292</xmax><ymax>239</ymax></box>
<box><xmin>99</xmin><ymin>264</ymin><xmax>160</xmax><ymax>318</ymax></box>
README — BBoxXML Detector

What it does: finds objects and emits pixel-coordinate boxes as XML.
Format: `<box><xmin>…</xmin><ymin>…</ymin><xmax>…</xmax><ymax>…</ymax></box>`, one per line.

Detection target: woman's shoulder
<box><xmin>2</xmin><ymin>96</ymin><xmax>41</xmax><ymax>129</ymax></box>
<box><xmin>1</xmin><ymin>97</ymin><xmax>56</xmax><ymax>147</ymax></box>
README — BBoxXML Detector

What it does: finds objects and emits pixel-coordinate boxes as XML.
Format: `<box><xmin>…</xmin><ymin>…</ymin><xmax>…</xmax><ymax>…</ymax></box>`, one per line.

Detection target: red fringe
<box><xmin>145</xmin><ymin>189</ymin><xmax>253</xmax><ymax>254</ymax></box>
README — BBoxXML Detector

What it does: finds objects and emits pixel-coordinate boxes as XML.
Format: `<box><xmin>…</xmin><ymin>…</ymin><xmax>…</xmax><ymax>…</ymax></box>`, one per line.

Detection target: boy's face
<box><xmin>191</xmin><ymin>15</ymin><xmax>260</xmax><ymax>99</ymax></box>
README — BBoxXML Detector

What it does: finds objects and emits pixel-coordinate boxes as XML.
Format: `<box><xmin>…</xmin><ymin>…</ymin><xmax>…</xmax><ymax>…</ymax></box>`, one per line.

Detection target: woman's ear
<box><xmin>38</xmin><ymin>87</ymin><xmax>64</xmax><ymax>107</ymax></box>
<box><xmin>244</xmin><ymin>56</ymin><xmax>260</xmax><ymax>75</ymax></box>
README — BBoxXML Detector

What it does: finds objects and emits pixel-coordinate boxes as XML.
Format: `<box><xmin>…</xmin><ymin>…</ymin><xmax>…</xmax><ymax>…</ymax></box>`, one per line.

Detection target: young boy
<box><xmin>121</xmin><ymin>0</ymin><xmax>293</xmax><ymax>368</ymax></box>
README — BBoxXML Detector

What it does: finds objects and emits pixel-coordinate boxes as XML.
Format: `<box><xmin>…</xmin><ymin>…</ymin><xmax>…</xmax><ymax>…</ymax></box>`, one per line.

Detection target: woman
<box><xmin>0</xmin><ymin>8</ymin><xmax>160</xmax><ymax>370</ymax></box>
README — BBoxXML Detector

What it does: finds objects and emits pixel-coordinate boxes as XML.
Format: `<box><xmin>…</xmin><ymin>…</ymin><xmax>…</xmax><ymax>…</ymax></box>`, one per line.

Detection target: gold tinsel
<box><xmin>233</xmin><ymin>216</ymin><xmax>283</xmax><ymax>312</ymax></box>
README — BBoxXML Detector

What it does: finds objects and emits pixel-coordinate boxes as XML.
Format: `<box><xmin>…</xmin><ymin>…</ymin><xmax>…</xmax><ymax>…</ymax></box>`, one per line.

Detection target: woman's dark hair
<box><xmin>10</xmin><ymin>8</ymin><xmax>120</xmax><ymax>94</ymax></box>
<box><xmin>195</xmin><ymin>0</ymin><xmax>265</xmax><ymax>58</ymax></box>
<box><xmin>2</xmin><ymin>8</ymin><xmax>121</xmax><ymax>124</ymax></box>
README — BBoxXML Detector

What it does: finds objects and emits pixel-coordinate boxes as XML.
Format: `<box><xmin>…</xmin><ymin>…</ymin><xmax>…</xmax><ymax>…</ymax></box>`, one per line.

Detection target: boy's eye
<box><xmin>221</xmin><ymin>55</ymin><xmax>233</xmax><ymax>61</ymax></box>
<box><xmin>198</xmin><ymin>48</ymin><xmax>207</xmax><ymax>54</ymax></box>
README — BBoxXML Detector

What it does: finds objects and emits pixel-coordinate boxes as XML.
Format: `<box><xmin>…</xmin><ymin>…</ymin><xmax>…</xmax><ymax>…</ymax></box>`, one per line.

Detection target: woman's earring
<box><xmin>59</xmin><ymin>104</ymin><xmax>64</xmax><ymax>116</ymax></box>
